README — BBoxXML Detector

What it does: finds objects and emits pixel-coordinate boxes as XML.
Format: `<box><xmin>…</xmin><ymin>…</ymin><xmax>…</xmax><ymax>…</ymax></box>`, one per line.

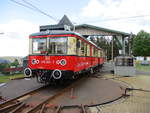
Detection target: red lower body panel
<box><xmin>28</xmin><ymin>55</ymin><xmax>105</xmax><ymax>72</ymax></box>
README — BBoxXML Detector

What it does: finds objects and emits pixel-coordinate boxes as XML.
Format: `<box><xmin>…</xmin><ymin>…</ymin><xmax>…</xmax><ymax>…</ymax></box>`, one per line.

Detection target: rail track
<box><xmin>0</xmin><ymin>77</ymin><xmax>91</xmax><ymax>113</ymax></box>
<box><xmin>0</xmin><ymin>66</ymin><xmax>129</xmax><ymax>113</ymax></box>
<box><xmin>0</xmin><ymin>84</ymin><xmax>48</xmax><ymax>113</ymax></box>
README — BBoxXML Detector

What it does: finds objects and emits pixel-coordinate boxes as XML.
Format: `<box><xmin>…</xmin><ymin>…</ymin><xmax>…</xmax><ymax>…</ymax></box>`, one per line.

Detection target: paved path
<box><xmin>0</xmin><ymin>78</ymin><xmax>44</xmax><ymax>100</ymax></box>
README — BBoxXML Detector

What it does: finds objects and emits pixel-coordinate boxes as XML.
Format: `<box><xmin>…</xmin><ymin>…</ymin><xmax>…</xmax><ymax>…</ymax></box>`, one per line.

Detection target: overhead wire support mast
<box><xmin>10</xmin><ymin>0</ymin><xmax>59</xmax><ymax>22</ymax></box>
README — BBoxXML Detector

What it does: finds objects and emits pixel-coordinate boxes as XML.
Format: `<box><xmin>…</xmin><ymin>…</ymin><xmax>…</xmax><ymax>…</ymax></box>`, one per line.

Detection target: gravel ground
<box><xmin>90</xmin><ymin>74</ymin><xmax>150</xmax><ymax>113</ymax></box>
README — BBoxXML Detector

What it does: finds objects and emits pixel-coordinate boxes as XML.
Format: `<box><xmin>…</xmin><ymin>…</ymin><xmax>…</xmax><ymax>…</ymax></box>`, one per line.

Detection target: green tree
<box><xmin>132</xmin><ymin>30</ymin><xmax>150</xmax><ymax>56</ymax></box>
<box><xmin>10</xmin><ymin>59</ymin><xmax>19</xmax><ymax>67</ymax></box>
<box><xmin>95</xmin><ymin>37</ymin><xmax>111</xmax><ymax>60</ymax></box>
<box><xmin>96</xmin><ymin>36</ymin><xmax>120</xmax><ymax>60</ymax></box>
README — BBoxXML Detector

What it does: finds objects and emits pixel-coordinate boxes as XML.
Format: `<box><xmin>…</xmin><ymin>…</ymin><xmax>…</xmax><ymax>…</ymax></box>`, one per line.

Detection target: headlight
<box><xmin>32</xmin><ymin>59</ymin><xmax>39</xmax><ymax>64</ymax></box>
<box><xmin>60</xmin><ymin>59</ymin><xmax>66</xmax><ymax>66</ymax></box>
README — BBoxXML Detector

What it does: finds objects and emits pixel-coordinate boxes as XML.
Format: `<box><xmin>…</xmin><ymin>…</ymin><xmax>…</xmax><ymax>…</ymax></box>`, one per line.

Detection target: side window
<box><xmin>87</xmin><ymin>45</ymin><xmax>90</xmax><ymax>56</ymax></box>
<box><xmin>68</xmin><ymin>37</ymin><xmax>76</xmax><ymax>55</ymax></box>
<box><xmin>100</xmin><ymin>51</ymin><xmax>102</xmax><ymax>57</ymax></box>
<box><xmin>98</xmin><ymin>50</ymin><xmax>100</xmax><ymax>57</ymax></box>
<box><xmin>84</xmin><ymin>43</ymin><xmax>87</xmax><ymax>56</ymax></box>
<box><xmin>81</xmin><ymin>41</ymin><xmax>85</xmax><ymax>56</ymax></box>
<box><xmin>32</xmin><ymin>38</ymin><xmax>47</xmax><ymax>54</ymax></box>
<box><xmin>76</xmin><ymin>39</ymin><xmax>81</xmax><ymax>56</ymax></box>
<box><xmin>91</xmin><ymin>47</ymin><xmax>94</xmax><ymax>57</ymax></box>
<box><xmin>96</xmin><ymin>49</ymin><xmax>98</xmax><ymax>57</ymax></box>
<box><xmin>93</xmin><ymin>48</ymin><xmax>96</xmax><ymax>57</ymax></box>
<box><xmin>101</xmin><ymin>51</ymin><xmax>103</xmax><ymax>57</ymax></box>
<box><xmin>49</xmin><ymin>37</ymin><xmax>67</xmax><ymax>54</ymax></box>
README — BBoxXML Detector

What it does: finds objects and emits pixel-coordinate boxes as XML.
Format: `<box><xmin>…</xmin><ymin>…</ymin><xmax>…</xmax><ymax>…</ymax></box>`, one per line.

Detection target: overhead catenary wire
<box><xmin>22</xmin><ymin>0</ymin><xmax>59</xmax><ymax>21</ymax></box>
<box><xmin>10</xmin><ymin>0</ymin><xmax>59</xmax><ymax>22</ymax></box>
<box><xmin>10</xmin><ymin>0</ymin><xmax>150</xmax><ymax>25</ymax></box>
<box><xmin>82</xmin><ymin>14</ymin><xmax>150</xmax><ymax>24</ymax></box>
<box><xmin>10</xmin><ymin>0</ymin><xmax>37</xmax><ymax>11</ymax></box>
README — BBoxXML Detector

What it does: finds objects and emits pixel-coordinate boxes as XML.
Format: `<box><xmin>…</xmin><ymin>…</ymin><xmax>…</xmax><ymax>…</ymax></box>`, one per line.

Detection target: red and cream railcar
<box><xmin>24</xmin><ymin>30</ymin><xmax>105</xmax><ymax>83</ymax></box>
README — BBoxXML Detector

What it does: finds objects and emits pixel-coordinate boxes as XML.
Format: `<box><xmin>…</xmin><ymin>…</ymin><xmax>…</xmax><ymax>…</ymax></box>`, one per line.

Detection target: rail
<box><xmin>0</xmin><ymin>77</ymin><xmax>87</xmax><ymax>113</ymax></box>
<box><xmin>0</xmin><ymin>85</ymin><xmax>46</xmax><ymax>113</ymax></box>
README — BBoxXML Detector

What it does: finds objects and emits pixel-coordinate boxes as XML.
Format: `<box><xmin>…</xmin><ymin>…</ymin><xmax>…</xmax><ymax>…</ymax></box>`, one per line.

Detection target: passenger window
<box><xmin>95</xmin><ymin>49</ymin><xmax>98</xmax><ymax>57</ymax></box>
<box><xmin>32</xmin><ymin>38</ymin><xmax>47</xmax><ymax>54</ymax></box>
<box><xmin>81</xmin><ymin>41</ymin><xmax>85</xmax><ymax>56</ymax></box>
<box><xmin>93</xmin><ymin>48</ymin><xmax>96</xmax><ymax>57</ymax></box>
<box><xmin>68</xmin><ymin>37</ymin><xmax>76</xmax><ymax>55</ymax></box>
<box><xmin>84</xmin><ymin>43</ymin><xmax>87</xmax><ymax>56</ymax></box>
<box><xmin>76</xmin><ymin>39</ymin><xmax>81</xmax><ymax>55</ymax></box>
<box><xmin>102</xmin><ymin>51</ymin><xmax>104</xmax><ymax>57</ymax></box>
<box><xmin>98</xmin><ymin>50</ymin><xmax>101</xmax><ymax>57</ymax></box>
<box><xmin>100</xmin><ymin>51</ymin><xmax>102</xmax><ymax>57</ymax></box>
<box><xmin>49</xmin><ymin>37</ymin><xmax>67</xmax><ymax>55</ymax></box>
<box><xmin>77</xmin><ymin>39</ymin><xmax>81</xmax><ymax>48</ymax></box>
<box><xmin>96</xmin><ymin>49</ymin><xmax>98</xmax><ymax>57</ymax></box>
<box><xmin>87</xmin><ymin>45</ymin><xmax>90</xmax><ymax>56</ymax></box>
<box><xmin>91</xmin><ymin>47</ymin><xmax>94</xmax><ymax>57</ymax></box>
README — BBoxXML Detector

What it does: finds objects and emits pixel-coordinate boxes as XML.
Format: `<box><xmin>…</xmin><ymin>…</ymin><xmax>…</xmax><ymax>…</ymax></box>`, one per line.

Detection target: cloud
<box><xmin>81</xmin><ymin>0</ymin><xmax>105</xmax><ymax>18</ymax></box>
<box><xmin>76</xmin><ymin>0</ymin><xmax>150</xmax><ymax>33</ymax></box>
<box><xmin>81</xmin><ymin>0</ymin><xmax>150</xmax><ymax>18</ymax></box>
<box><xmin>0</xmin><ymin>19</ymin><xmax>38</xmax><ymax>56</ymax></box>
<box><xmin>0</xmin><ymin>19</ymin><xmax>38</xmax><ymax>38</ymax></box>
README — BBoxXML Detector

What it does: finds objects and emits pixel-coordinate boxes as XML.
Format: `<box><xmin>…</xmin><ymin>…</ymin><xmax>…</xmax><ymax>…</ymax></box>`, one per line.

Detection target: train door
<box><xmin>67</xmin><ymin>37</ymin><xmax>77</xmax><ymax>72</ymax></box>
<box><xmin>67</xmin><ymin>37</ymin><xmax>76</xmax><ymax>55</ymax></box>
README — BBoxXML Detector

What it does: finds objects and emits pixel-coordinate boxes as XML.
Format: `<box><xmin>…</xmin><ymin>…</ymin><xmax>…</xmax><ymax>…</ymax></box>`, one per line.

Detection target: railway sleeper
<box><xmin>40</xmin><ymin>105</ymin><xmax>90</xmax><ymax>113</ymax></box>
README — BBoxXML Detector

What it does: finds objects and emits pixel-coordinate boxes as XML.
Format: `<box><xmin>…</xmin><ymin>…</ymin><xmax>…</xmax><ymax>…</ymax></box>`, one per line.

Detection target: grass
<box><xmin>0</xmin><ymin>73</ymin><xmax>24</xmax><ymax>83</ymax></box>
<box><xmin>135</xmin><ymin>63</ymin><xmax>150</xmax><ymax>72</ymax></box>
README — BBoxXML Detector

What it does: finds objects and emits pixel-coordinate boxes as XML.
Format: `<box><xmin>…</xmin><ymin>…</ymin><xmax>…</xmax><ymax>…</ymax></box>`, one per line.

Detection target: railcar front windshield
<box><xmin>31</xmin><ymin>37</ymin><xmax>67</xmax><ymax>55</ymax></box>
<box><xmin>48</xmin><ymin>37</ymin><xmax>67</xmax><ymax>55</ymax></box>
<box><xmin>32</xmin><ymin>38</ymin><xmax>47</xmax><ymax>54</ymax></box>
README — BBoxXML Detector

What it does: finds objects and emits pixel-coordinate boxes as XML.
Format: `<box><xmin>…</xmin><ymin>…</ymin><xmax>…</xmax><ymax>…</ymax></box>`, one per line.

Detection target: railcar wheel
<box><xmin>90</xmin><ymin>68</ymin><xmax>94</xmax><ymax>74</ymax></box>
<box><xmin>36</xmin><ymin>76</ymin><xmax>44</xmax><ymax>83</ymax></box>
<box><xmin>98</xmin><ymin>67</ymin><xmax>101</xmax><ymax>72</ymax></box>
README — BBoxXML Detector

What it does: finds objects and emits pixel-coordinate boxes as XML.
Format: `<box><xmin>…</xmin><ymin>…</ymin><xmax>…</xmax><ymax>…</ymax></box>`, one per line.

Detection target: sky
<box><xmin>0</xmin><ymin>0</ymin><xmax>150</xmax><ymax>56</ymax></box>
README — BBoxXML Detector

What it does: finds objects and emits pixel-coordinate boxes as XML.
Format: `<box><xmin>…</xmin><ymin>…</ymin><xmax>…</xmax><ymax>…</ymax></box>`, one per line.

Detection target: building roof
<box><xmin>40</xmin><ymin>15</ymin><xmax>73</xmax><ymax>31</ymax></box>
<box><xmin>58</xmin><ymin>15</ymin><xmax>73</xmax><ymax>27</ymax></box>
<box><xmin>75</xmin><ymin>24</ymin><xmax>130</xmax><ymax>36</ymax></box>
<box><xmin>40</xmin><ymin>24</ymin><xmax>64</xmax><ymax>31</ymax></box>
